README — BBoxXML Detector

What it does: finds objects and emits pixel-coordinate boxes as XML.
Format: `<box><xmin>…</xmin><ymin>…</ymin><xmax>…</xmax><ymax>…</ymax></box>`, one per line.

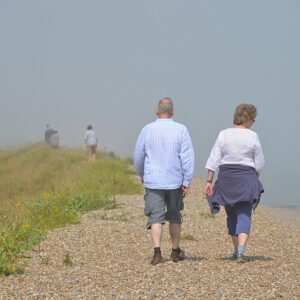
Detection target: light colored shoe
<box><xmin>237</xmin><ymin>253</ymin><xmax>246</xmax><ymax>263</ymax></box>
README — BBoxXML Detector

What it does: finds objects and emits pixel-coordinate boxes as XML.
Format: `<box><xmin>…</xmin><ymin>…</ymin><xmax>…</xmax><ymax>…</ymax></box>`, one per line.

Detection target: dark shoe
<box><xmin>236</xmin><ymin>252</ymin><xmax>246</xmax><ymax>263</ymax></box>
<box><xmin>151</xmin><ymin>252</ymin><xmax>163</xmax><ymax>265</ymax></box>
<box><xmin>171</xmin><ymin>248</ymin><xmax>185</xmax><ymax>263</ymax></box>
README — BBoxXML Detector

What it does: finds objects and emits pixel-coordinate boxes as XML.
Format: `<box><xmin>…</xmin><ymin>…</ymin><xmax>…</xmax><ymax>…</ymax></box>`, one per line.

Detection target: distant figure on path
<box><xmin>84</xmin><ymin>125</ymin><xmax>98</xmax><ymax>162</ymax></box>
<box><xmin>204</xmin><ymin>103</ymin><xmax>265</xmax><ymax>263</ymax></box>
<box><xmin>45</xmin><ymin>124</ymin><xmax>55</xmax><ymax>145</ymax></box>
<box><xmin>49</xmin><ymin>130</ymin><xmax>60</xmax><ymax>148</ymax></box>
<box><xmin>134</xmin><ymin>97</ymin><xmax>195</xmax><ymax>265</ymax></box>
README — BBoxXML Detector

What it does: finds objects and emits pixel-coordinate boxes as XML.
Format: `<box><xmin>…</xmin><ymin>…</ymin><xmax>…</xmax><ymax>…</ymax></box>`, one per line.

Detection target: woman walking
<box><xmin>204</xmin><ymin>104</ymin><xmax>265</xmax><ymax>263</ymax></box>
<box><xmin>84</xmin><ymin>125</ymin><xmax>98</xmax><ymax>162</ymax></box>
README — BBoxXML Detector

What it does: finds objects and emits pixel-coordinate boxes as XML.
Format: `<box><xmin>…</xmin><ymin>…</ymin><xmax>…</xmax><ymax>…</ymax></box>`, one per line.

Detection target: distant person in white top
<box><xmin>204</xmin><ymin>103</ymin><xmax>265</xmax><ymax>263</ymax></box>
<box><xmin>84</xmin><ymin>125</ymin><xmax>98</xmax><ymax>162</ymax></box>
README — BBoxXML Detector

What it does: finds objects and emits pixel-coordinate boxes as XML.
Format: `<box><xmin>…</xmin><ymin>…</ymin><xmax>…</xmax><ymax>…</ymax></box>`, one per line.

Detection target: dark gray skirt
<box><xmin>208</xmin><ymin>164</ymin><xmax>264</xmax><ymax>214</ymax></box>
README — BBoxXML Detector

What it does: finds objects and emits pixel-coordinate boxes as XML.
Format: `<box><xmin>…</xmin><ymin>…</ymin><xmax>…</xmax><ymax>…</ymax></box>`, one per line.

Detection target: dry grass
<box><xmin>0</xmin><ymin>143</ymin><xmax>140</xmax><ymax>275</ymax></box>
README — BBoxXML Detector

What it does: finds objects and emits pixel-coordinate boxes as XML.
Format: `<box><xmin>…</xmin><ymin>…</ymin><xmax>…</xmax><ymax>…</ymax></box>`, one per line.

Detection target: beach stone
<box><xmin>0</xmin><ymin>178</ymin><xmax>299</xmax><ymax>299</ymax></box>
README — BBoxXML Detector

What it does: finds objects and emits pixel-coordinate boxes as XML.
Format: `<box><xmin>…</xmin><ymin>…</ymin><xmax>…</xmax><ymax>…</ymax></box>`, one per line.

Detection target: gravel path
<box><xmin>0</xmin><ymin>178</ymin><xmax>299</xmax><ymax>299</ymax></box>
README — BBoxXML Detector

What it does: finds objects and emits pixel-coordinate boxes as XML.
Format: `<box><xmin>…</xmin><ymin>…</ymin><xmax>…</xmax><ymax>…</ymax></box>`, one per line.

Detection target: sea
<box><xmin>261</xmin><ymin>170</ymin><xmax>300</xmax><ymax>211</ymax></box>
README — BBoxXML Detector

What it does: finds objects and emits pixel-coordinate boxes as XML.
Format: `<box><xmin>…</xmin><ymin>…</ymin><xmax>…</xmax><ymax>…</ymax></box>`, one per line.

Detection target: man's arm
<box><xmin>133</xmin><ymin>128</ymin><xmax>146</xmax><ymax>181</ymax></box>
<box><xmin>180</xmin><ymin>128</ymin><xmax>195</xmax><ymax>188</ymax></box>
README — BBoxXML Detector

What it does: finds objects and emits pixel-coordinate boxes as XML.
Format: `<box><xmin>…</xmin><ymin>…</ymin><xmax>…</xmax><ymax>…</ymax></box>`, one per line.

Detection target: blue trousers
<box><xmin>225</xmin><ymin>201</ymin><xmax>253</xmax><ymax>236</ymax></box>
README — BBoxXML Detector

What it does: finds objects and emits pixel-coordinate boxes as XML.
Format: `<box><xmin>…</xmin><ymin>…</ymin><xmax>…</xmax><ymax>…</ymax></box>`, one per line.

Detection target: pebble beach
<box><xmin>0</xmin><ymin>177</ymin><xmax>299</xmax><ymax>299</ymax></box>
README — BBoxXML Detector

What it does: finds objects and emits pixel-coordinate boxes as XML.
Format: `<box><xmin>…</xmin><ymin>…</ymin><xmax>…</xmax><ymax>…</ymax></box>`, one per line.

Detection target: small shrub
<box><xmin>98</xmin><ymin>212</ymin><xmax>132</xmax><ymax>222</ymax></box>
<box><xmin>40</xmin><ymin>256</ymin><xmax>50</xmax><ymax>265</ymax></box>
<box><xmin>66</xmin><ymin>190</ymin><xmax>112</xmax><ymax>214</ymax></box>
<box><xmin>181</xmin><ymin>234</ymin><xmax>197</xmax><ymax>241</ymax></box>
<box><xmin>63</xmin><ymin>252</ymin><xmax>73</xmax><ymax>266</ymax></box>
<box><xmin>108</xmin><ymin>151</ymin><xmax>117</xmax><ymax>158</ymax></box>
<box><xmin>199</xmin><ymin>212</ymin><xmax>215</xmax><ymax>219</ymax></box>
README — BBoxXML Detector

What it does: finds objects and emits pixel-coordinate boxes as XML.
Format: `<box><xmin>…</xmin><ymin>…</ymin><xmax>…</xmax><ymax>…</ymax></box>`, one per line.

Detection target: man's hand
<box><xmin>181</xmin><ymin>185</ymin><xmax>189</xmax><ymax>198</ymax></box>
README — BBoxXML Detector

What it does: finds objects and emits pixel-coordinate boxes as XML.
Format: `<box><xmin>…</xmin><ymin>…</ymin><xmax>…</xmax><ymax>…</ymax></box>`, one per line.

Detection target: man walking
<box><xmin>134</xmin><ymin>97</ymin><xmax>195</xmax><ymax>265</ymax></box>
<box><xmin>45</xmin><ymin>124</ymin><xmax>55</xmax><ymax>146</ymax></box>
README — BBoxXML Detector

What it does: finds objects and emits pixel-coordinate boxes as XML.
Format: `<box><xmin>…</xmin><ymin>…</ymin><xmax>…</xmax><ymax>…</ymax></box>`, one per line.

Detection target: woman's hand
<box><xmin>205</xmin><ymin>170</ymin><xmax>215</xmax><ymax>197</ymax></box>
<box><xmin>204</xmin><ymin>182</ymin><xmax>213</xmax><ymax>197</ymax></box>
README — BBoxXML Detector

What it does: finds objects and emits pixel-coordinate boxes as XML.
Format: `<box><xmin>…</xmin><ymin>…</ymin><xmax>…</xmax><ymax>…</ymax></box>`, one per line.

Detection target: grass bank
<box><xmin>0</xmin><ymin>143</ymin><xmax>141</xmax><ymax>275</ymax></box>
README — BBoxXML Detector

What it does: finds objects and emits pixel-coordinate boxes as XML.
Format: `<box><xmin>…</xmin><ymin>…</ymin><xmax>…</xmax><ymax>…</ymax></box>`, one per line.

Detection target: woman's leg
<box><xmin>87</xmin><ymin>145</ymin><xmax>94</xmax><ymax>162</ymax></box>
<box><xmin>225</xmin><ymin>205</ymin><xmax>238</xmax><ymax>256</ymax></box>
<box><xmin>86</xmin><ymin>145</ymin><xmax>91</xmax><ymax>161</ymax></box>
<box><xmin>231</xmin><ymin>235</ymin><xmax>238</xmax><ymax>251</ymax></box>
<box><xmin>236</xmin><ymin>202</ymin><xmax>253</xmax><ymax>262</ymax></box>
<box><xmin>91</xmin><ymin>146</ymin><xmax>96</xmax><ymax>162</ymax></box>
<box><xmin>238</xmin><ymin>232</ymin><xmax>249</xmax><ymax>247</ymax></box>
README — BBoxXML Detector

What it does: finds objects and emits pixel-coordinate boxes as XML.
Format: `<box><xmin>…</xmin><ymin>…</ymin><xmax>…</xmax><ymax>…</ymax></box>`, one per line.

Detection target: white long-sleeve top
<box><xmin>84</xmin><ymin>130</ymin><xmax>97</xmax><ymax>145</ymax></box>
<box><xmin>205</xmin><ymin>128</ymin><xmax>265</xmax><ymax>173</ymax></box>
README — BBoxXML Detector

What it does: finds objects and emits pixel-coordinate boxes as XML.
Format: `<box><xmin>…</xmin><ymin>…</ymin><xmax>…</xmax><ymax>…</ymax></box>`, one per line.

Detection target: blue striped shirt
<box><xmin>134</xmin><ymin>118</ymin><xmax>195</xmax><ymax>189</ymax></box>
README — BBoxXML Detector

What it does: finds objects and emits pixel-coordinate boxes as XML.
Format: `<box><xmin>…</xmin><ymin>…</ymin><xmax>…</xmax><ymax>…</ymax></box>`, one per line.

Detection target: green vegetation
<box><xmin>0</xmin><ymin>143</ymin><xmax>141</xmax><ymax>275</ymax></box>
<box><xmin>199</xmin><ymin>212</ymin><xmax>215</xmax><ymax>219</ymax></box>
<box><xmin>63</xmin><ymin>252</ymin><xmax>73</xmax><ymax>266</ymax></box>
<box><xmin>181</xmin><ymin>234</ymin><xmax>197</xmax><ymax>241</ymax></box>
<box><xmin>97</xmin><ymin>212</ymin><xmax>132</xmax><ymax>222</ymax></box>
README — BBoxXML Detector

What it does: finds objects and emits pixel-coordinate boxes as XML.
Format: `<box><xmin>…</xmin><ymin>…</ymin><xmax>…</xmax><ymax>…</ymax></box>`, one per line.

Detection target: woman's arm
<box><xmin>204</xmin><ymin>169</ymin><xmax>215</xmax><ymax>196</ymax></box>
<box><xmin>254</xmin><ymin>134</ymin><xmax>265</xmax><ymax>174</ymax></box>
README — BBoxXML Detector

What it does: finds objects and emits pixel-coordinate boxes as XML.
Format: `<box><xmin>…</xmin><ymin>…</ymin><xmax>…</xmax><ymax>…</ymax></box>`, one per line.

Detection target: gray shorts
<box><xmin>144</xmin><ymin>188</ymin><xmax>184</xmax><ymax>229</ymax></box>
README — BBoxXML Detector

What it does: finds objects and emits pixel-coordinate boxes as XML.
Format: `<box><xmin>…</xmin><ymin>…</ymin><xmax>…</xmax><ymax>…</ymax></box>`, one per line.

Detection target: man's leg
<box><xmin>150</xmin><ymin>223</ymin><xmax>164</xmax><ymax>265</ymax></box>
<box><xmin>166</xmin><ymin>189</ymin><xmax>185</xmax><ymax>262</ymax></box>
<box><xmin>169</xmin><ymin>222</ymin><xmax>185</xmax><ymax>262</ymax></box>
<box><xmin>144</xmin><ymin>189</ymin><xmax>166</xmax><ymax>265</ymax></box>
<box><xmin>169</xmin><ymin>222</ymin><xmax>181</xmax><ymax>249</ymax></box>
<box><xmin>151</xmin><ymin>223</ymin><xmax>163</xmax><ymax>247</ymax></box>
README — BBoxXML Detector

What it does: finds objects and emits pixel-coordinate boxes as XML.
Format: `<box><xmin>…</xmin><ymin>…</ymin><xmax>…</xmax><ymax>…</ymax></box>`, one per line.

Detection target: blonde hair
<box><xmin>233</xmin><ymin>104</ymin><xmax>257</xmax><ymax>125</ymax></box>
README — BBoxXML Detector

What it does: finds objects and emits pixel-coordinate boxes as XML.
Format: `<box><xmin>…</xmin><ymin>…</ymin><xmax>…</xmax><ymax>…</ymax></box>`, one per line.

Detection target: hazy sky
<box><xmin>0</xmin><ymin>1</ymin><xmax>299</xmax><ymax>207</ymax></box>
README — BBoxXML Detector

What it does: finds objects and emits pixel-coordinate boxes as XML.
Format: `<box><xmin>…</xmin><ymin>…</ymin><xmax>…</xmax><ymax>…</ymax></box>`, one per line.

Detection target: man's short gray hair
<box><xmin>158</xmin><ymin>97</ymin><xmax>174</xmax><ymax>115</ymax></box>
